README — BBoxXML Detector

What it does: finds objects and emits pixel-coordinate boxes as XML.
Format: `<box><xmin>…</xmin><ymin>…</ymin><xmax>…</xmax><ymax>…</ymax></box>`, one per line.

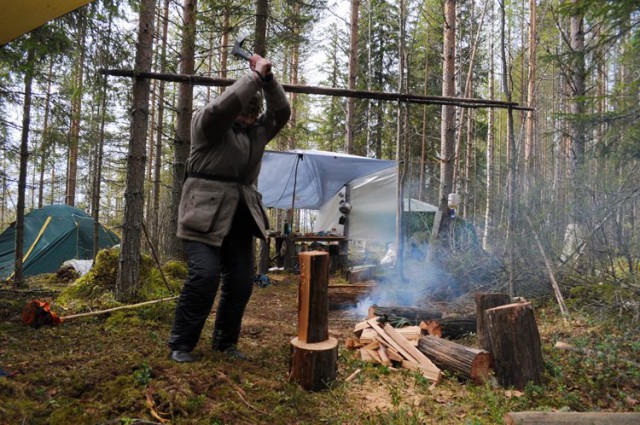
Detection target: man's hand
<box><xmin>249</xmin><ymin>54</ymin><xmax>272</xmax><ymax>80</ymax></box>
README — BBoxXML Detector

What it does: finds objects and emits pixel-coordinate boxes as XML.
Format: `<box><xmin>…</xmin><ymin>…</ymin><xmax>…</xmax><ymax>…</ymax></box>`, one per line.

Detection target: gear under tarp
<box><xmin>0</xmin><ymin>205</ymin><xmax>120</xmax><ymax>281</ymax></box>
<box><xmin>313</xmin><ymin>165</ymin><xmax>438</xmax><ymax>242</ymax></box>
<box><xmin>258</xmin><ymin>150</ymin><xmax>396</xmax><ymax>210</ymax></box>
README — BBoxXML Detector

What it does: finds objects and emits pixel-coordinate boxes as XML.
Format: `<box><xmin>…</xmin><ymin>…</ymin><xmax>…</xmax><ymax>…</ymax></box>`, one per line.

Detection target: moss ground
<box><xmin>1</xmin><ymin>267</ymin><xmax>639</xmax><ymax>424</ymax></box>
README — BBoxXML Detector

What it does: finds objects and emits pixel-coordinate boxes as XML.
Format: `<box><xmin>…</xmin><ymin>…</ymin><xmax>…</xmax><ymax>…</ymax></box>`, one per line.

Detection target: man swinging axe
<box><xmin>168</xmin><ymin>41</ymin><xmax>291</xmax><ymax>362</ymax></box>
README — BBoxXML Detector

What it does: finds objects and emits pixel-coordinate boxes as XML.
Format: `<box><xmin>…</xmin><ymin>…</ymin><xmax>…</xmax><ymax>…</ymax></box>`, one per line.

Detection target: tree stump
<box><xmin>486</xmin><ymin>302</ymin><xmax>544</xmax><ymax>389</ymax></box>
<box><xmin>290</xmin><ymin>251</ymin><xmax>337</xmax><ymax>391</ymax></box>
<box><xmin>289</xmin><ymin>337</ymin><xmax>338</xmax><ymax>391</ymax></box>
<box><xmin>475</xmin><ymin>292</ymin><xmax>511</xmax><ymax>352</ymax></box>
<box><xmin>418</xmin><ymin>335</ymin><xmax>493</xmax><ymax>384</ymax></box>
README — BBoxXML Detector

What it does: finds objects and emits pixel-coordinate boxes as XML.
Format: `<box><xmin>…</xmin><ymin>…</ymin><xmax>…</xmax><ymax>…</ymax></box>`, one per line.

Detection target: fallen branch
<box><xmin>217</xmin><ymin>372</ymin><xmax>269</xmax><ymax>416</ymax></box>
<box><xmin>345</xmin><ymin>368</ymin><xmax>362</xmax><ymax>382</ymax></box>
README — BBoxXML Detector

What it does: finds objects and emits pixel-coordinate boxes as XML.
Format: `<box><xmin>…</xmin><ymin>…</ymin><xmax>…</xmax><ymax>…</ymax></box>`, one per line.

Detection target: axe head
<box><xmin>232</xmin><ymin>34</ymin><xmax>252</xmax><ymax>61</ymax></box>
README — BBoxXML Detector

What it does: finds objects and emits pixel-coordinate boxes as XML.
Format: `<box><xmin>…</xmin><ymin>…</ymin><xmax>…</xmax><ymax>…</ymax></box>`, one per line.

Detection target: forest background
<box><xmin>0</xmin><ymin>0</ymin><xmax>639</xmax><ymax>304</ymax></box>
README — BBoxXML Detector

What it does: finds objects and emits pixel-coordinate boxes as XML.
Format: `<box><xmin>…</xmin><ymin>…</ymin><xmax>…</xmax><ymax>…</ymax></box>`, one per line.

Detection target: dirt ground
<box><xmin>1</xmin><ymin>272</ymin><xmax>638</xmax><ymax>425</ymax></box>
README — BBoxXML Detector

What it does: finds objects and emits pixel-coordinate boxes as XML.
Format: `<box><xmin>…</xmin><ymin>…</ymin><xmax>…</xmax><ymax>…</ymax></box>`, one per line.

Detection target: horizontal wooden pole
<box><xmin>99</xmin><ymin>68</ymin><xmax>532</xmax><ymax>111</ymax></box>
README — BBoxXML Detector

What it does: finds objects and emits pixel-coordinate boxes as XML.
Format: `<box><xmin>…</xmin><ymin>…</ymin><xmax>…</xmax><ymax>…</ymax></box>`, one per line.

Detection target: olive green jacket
<box><xmin>177</xmin><ymin>72</ymin><xmax>291</xmax><ymax>247</ymax></box>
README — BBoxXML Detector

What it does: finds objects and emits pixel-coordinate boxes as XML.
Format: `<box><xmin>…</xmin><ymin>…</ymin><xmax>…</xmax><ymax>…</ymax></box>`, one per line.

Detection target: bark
<box><xmin>475</xmin><ymin>292</ymin><xmax>511</xmax><ymax>352</ymax></box>
<box><xmin>116</xmin><ymin>0</ymin><xmax>156</xmax><ymax>301</ymax></box>
<box><xmin>369</xmin><ymin>305</ymin><xmax>443</xmax><ymax>323</ymax></box>
<box><xmin>254</xmin><ymin>0</ymin><xmax>268</xmax><ymax>56</ymax></box>
<box><xmin>66</xmin><ymin>9</ymin><xmax>87</xmax><ymax>207</ymax></box>
<box><xmin>395</xmin><ymin>0</ymin><xmax>407</xmax><ymax>275</ymax></box>
<box><xmin>298</xmin><ymin>252</ymin><xmax>330</xmax><ymax>343</ymax></box>
<box><xmin>328</xmin><ymin>282</ymin><xmax>376</xmax><ymax>310</ymax></box>
<box><xmin>483</xmin><ymin>4</ymin><xmax>496</xmax><ymax>251</ymax></box>
<box><xmin>167</xmin><ymin>0</ymin><xmax>197</xmax><ymax>261</ymax></box>
<box><xmin>486</xmin><ymin>302</ymin><xmax>544</xmax><ymax>389</ymax></box>
<box><xmin>38</xmin><ymin>60</ymin><xmax>54</xmax><ymax>209</ymax></box>
<box><xmin>289</xmin><ymin>337</ymin><xmax>338</xmax><ymax>391</ymax></box>
<box><xmin>92</xmin><ymin>76</ymin><xmax>108</xmax><ymax>259</ymax></box>
<box><xmin>152</xmin><ymin>0</ymin><xmax>170</xmax><ymax>250</ymax></box>
<box><xmin>287</xmin><ymin>2</ymin><xmax>301</xmax><ymax>150</ymax></box>
<box><xmin>345</xmin><ymin>0</ymin><xmax>359</xmax><ymax>154</ymax></box>
<box><xmin>438</xmin><ymin>0</ymin><xmax>457</xmax><ymax>215</ymax></box>
<box><xmin>418</xmin><ymin>335</ymin><xmax>493</xmax><ymax>384</ymax></box>
<box><xmin>499</xmin><ymin>0</ymin><xmax>517</xmax><ymax>296</ymax></box>
<box><xmin>14</xmin><ymin>46</ymin><xmax>36</xmax><ymax>286</ymax></box>
<box><xmin>524</xmin><ymin>0</ymin><xmax>537</xmax><ymax>190</ymax></box>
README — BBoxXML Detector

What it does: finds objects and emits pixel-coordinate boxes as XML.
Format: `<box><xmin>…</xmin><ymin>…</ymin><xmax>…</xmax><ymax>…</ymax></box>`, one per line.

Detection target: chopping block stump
<box><xmin>289</xmin><ymin>337</ymin><xmax>338</xmax><ymax>391</ymax></box>
<box><xmin>289</xmin><ymin>251</ymin><xmax>338</xmax><ymax>391</ymax></box>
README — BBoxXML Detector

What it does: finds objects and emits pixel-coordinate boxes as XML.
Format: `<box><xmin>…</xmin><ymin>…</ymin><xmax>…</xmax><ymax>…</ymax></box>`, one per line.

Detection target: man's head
<box><xmin>236</xmin><ymin>91</ymin><xmax>263</xmax><ymax>125</ymax></box>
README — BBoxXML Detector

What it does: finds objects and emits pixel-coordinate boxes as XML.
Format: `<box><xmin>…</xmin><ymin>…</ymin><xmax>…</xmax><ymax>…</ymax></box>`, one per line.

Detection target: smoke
<box><xmin>350</xmin><ymin>256</ymin><xmax>460</xmax><ymax>318</ymax></box>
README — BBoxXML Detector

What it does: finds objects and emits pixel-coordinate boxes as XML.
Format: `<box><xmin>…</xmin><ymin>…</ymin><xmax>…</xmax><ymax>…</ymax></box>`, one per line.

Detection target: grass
<box><xmin>1</xmin><ymin>264</ymin><xmax>639</xmax><ymax>424</ymax></box>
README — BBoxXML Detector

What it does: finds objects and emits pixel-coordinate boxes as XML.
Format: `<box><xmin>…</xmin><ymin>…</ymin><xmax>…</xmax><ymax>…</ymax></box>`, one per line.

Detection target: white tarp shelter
<box><xmin>258</xmin><ymin>150</ymin><xmax>395</xmax><ymax>210</ymax></box>
<box><xmin>312</xmin><ymin>166</ymin><xmax>438</xmax><ymax>242</ymax></box>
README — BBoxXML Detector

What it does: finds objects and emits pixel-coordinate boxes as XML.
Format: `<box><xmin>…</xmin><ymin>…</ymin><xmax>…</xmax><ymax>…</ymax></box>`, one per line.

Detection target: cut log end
<box><xmin>289</xmin><ymin>337</ymin><xmax>339</xmax><ymax>392</ymax></box>
<box><xmin>470</xmin><ymin>352</ymin><xmax>494</xmax><ymax>384</ymax></box>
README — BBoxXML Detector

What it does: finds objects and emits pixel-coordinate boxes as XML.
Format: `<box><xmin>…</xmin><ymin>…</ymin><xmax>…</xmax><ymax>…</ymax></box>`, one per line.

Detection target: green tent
<box><xmin>0</xmin><ymin>205</ymin><xmax>120</xmax><ymax>281</ymax></box>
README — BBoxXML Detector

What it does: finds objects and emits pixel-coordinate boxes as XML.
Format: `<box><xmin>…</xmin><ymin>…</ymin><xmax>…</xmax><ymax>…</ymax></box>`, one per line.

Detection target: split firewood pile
<box><xmin>345</xmin><ymin>306</ymin><xmax>493</xmax><ymax>386</ymax></box>
<box><xmin>345</xmin><ymin>293</ymin><xmax>552</xmax><ymax>390</ymax></box>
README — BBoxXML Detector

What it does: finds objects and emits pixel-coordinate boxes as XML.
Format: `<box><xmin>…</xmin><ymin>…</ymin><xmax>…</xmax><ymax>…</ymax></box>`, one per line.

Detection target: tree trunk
<box><xmin>254</xmin><ymin>0</ymin><xmax>268</xmax><ymax>56</ymax></box>
<box><xmin>116</xmin><ymin>0</ymin><xmax>156</xmax><ymax>301</ymax></box>
<box><xmin>483</xmin><ymin>3</ymin><xmax>496</xmax><ymax>251</ymax></box>
<box><xmin>14</xmin><ymin>46</ymin><xmax>36</xmax><ymax>287</ymax></box>
<box><xmin>38</xmin><ymin>60</ymin><xmax>54</xmax><ymax>209</ymax></box>
<box><xmin>486</xmin><ymin>302</ymin><xmax>544</xmax><ymax>389</ymax></box>
<box><xmin>499</xmin><ymin>0</ymin><xmax>517</xmax><ymax>296</ymax></box>
<box><xmin>345</xmin><ymin>0</ymin><xmax>359</xmax><ymax>154</ymax></box>
<box><xmin>524</xmin><ymin>0</ymin><xmax>537</xmax><ymax>191</ymax></box>
<box><xmin>475</xmin><ymin>292</ymin><xmax>511</xmax><ymax>352</ymax></box>
<box><xmin>418</xmin><ymin>335</ymin><xmax>493</xmax><ymax>384</ymax></box>
<box><xmin>167</xmin><ymin>0</ymin><xmax>197</xmax><ymax>261</ymax></box>
<box><xmin>429</xmin><ymin>0</ymin><xmax>456</xmax><ymax>252</ymax></box>
<box><xmin>152</xmin><ymin>0</ymin><xmax>170</xmax><ymax>251</ymax></box>
<box><xmin>92</xmin><ymin>76</ymin><xmax>108</xmax><ymax>259</ymax></box>
<box><xmin>66</xmin><ymin>9</ymin><xmax>87</xmax><ymax>207</ymax></box>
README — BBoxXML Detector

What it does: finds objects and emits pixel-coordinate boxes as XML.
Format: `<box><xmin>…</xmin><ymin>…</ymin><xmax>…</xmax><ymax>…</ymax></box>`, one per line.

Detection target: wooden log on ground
<box><xmin>289</xmin><ymin>337</ymin><xmax>338</xmax><ymax>391</ymax></box>
<box><xmin>346</xmin><ymin>265</ymin><xmax>376</xmax><ymax>283</ymax></box>
<box><xmin>423</xmin><ymin>315</ymin><xmax>477</xmax><ymax>339</ymax></box>
<box><xmin>475</xmin><ymin>292</ymin><xmax>511</xmax><ymax>352</ymax></box>
<box><xmin>486</xmin><ymin>302</ymin><xmax>544</xmax><ymax>389</ymax></box>
<box><xmin>369</xmin><ymin>305</ymin><xmax>443</xmax><ymax>323</ymax></box>
<box><xmin>328</xmin><ymin>281</ymin><xmax>376</xmax><ymax>310</ymax></box>
<box><xmin>297</xmin><ymin>251</ymin><xmax>330</xmax><ymax>343</ymax></box>
<box><xmin>418</xmin><ymin>335</ymin><xmax>493</xmax><ymax>384</ymax></box>
<box><xmin>504</xmin><ymin>411</ymin><xmax>640</xmax><ymax>425</ymax></box>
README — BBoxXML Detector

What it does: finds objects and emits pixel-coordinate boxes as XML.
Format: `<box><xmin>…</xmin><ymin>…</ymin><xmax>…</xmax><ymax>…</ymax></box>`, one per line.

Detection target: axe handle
<box><xmin>232</xmin><ymin>48</ymin><xmax>252</xmax><ymax>61</ymax></box>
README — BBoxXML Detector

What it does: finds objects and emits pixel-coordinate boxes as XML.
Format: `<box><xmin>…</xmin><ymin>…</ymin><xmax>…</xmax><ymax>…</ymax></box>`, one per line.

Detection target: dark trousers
<box><xmin>168</xmin><ymin>204</ymin><xmax>256</xmax><ymax>352</ymax></box>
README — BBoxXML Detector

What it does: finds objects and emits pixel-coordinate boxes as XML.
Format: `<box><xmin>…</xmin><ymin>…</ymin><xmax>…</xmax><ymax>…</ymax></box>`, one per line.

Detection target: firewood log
<box><xmin>504</xmin><ymin>412</ymin><xmax>640</xmax><ymax>425</ymax></box>
<box><xmin>418</xmin><ymin>335</ymin><xmax>493</xmax><ymax>384</ymax></box>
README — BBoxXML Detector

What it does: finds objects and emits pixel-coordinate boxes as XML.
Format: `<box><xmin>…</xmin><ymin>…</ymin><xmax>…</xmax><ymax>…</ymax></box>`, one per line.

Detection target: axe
<box><xmin>231</xmin><ymin>34</ymin><xmax>252</xmax><ymax>61</ymax></box>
